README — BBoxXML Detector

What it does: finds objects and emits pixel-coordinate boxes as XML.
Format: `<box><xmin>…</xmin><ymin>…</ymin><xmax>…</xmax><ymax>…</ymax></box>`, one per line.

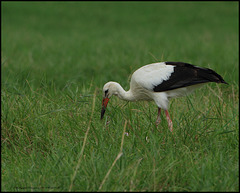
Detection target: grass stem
<box><xmin>98</xmin><ymin>120</ymin><xmax>127</xmax><ymax>191</ymax></box>
<box><xmin>68</xmin><ymin>89</ymin><xmax>97</xmax><ymax>192</ymax></box>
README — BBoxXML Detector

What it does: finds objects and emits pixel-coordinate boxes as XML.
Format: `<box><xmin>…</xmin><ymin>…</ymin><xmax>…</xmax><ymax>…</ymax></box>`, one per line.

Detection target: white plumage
<box><xmin>132</xmin><ymin>62</ymin><xmax>174</xmax><ymax>91</ymax></box>
<box><xmin>101</xmin><ymin>61</ymin><xmax>227</xmax><ymax>131</ymax></box>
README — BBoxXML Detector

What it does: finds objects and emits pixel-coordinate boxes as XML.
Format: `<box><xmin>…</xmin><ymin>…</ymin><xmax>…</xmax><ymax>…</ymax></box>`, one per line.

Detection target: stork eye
<box><xmin>105</xmin><ymin>89</ymin><xmax>109</xmax><ymax>96</ymax></box>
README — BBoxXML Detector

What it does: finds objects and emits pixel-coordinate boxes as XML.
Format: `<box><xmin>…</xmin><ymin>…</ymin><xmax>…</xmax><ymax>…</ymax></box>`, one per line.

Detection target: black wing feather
<box><xmin>153</xmin><ymin>62</ymin><xmax>228</xmax><ymax>92</ymax></box>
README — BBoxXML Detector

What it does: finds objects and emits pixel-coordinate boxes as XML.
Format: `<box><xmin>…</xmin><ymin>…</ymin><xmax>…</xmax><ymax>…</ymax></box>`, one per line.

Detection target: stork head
<box><xmin>101</xmin><ymin>81</ymin><xmax>119</xmax><ymax>120</ymax></box>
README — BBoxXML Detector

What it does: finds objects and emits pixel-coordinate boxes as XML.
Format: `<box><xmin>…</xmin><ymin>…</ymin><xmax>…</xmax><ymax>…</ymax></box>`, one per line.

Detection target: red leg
<box><xmin>165</xmin><ymin>110</ymin><xmax>173</xmax><ymax>132</ymax></box>
<box><xmin>155</xmin><ymin>107</ymin><xmax>161</xmax><ymax>126</ymax></box>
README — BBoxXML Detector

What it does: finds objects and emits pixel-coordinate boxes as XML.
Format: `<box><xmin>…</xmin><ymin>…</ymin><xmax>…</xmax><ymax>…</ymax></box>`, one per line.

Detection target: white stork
<box><xmin>101</xmin><ymin>62</ymin><xmax>228</xmax><ymax>131</ymax></box>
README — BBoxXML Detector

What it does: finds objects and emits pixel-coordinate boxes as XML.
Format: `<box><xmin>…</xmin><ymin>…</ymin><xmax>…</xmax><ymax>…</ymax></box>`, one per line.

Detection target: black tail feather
<box><xmin>198</xmin><ymin>67</ymin><xmax>228</xmax><ymax>85</ymax></box>
<box><xmin>154</xmin><ymin>62</ymin><xmax>229</xmax><ymax>92</ymax></box>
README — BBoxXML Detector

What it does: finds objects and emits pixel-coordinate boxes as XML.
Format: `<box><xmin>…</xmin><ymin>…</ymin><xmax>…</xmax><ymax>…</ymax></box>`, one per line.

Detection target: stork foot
<box><xmin>155</xmin><ymin>117</ymin><xmax>161</xmax><ymax>127</ymax></box>
<box><xmin>166</xmin><ymin>117</ymin><xmax>173</xmax><ymax>132</ymax></box>
<box><xmin>165</xmin><ymin>110</ymin><xmax>173</xmax><ymax>132</ymax></box>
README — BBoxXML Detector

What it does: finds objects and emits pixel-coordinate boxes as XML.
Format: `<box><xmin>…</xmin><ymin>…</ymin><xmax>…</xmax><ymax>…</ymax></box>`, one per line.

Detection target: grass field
<box><xmin>1</xmin><ymin>1</ymin><xmax>239</xmax><ymax>192</ymax></box>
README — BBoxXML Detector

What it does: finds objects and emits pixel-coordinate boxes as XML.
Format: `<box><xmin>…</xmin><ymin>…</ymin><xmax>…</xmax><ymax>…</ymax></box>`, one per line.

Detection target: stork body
<box><xmin>101</xmin><ymin>62</ymin><xmax>227</xmax><ymax>131</ymax></box>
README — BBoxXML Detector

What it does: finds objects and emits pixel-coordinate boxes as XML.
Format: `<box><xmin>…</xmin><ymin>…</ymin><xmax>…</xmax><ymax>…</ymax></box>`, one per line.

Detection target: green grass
<box><xmin>1</xmin><ymin>1</ymin><xmax>239</xmax><ymax>192</ymax></box>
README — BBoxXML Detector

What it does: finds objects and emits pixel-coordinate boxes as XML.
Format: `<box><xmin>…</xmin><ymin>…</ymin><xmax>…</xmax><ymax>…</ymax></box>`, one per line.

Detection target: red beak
<box><xmin>101</xmin><ymin>97</ymin><xmax>109</xmax><ymax>119</ymax></box>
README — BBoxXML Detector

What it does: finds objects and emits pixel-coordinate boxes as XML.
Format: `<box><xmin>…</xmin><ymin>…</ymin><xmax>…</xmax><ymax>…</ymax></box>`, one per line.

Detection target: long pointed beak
<box><xmin>101</xmin><ymin>97</ymin><xmax>109</xmax><ymax>120</ymax></box>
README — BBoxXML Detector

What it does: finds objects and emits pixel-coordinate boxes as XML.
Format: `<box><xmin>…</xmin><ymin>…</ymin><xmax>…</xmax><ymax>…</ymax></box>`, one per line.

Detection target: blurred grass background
<box><xmin>2</xmin><ymin>1</ymin><xmax>238</xmax><ymax>89</ymax></box>
<box><xmin>1</xmin><ymin>1</ymin><xmax>239</xmax><ymax>191</ymax></box>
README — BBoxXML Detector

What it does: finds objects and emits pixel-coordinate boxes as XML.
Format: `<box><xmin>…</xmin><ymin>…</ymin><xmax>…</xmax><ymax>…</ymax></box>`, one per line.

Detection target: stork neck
<box><xmin>116</xmin><ymin>84</ymin><xmax>135</xmax><ymax>101</ymax></box>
